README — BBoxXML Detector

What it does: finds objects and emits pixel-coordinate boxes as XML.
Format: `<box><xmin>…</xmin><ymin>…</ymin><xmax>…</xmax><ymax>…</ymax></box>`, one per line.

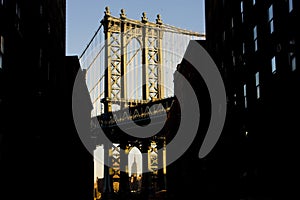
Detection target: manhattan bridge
<box><xmin>79</xmin><ymin>7</ymin><xmax>205</xmax><ymax>200</ymax></box>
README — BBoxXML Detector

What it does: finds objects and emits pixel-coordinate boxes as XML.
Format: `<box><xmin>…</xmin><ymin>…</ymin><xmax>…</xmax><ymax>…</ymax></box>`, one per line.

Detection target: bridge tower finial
<box><xmin>156</xmin><ymin>14</ymin><xmax>163</xmax><ymax>25</ymax></box>
<box><xmin>141</xmin><ymin>12</ymin><xmax>148</xmax><ymax>23</ymax></box>
<box><xmin>104</xmin><ymin>6</ymin><xmax>111</xmax><ymax>17</ymax></box>
<box><xmin>120</xmin><ymin>9</ymin><xmax>126</xmax><ymax>19</ymax></box>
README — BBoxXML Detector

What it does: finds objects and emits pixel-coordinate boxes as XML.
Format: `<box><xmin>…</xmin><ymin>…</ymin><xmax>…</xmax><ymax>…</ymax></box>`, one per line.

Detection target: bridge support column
<box><xmin>120</xmin><ymin>9</ymin><xmax>127</xmax><ymax>110</ymax></box>
<box><xmin>142</xmin><ymin>12</ymin><xmax>149</xmax><ymax>101</ymax></box>
<box><xmin>103</xmin><ymin>144</ymin><xmax>112</xmax><ymax>196</ymax></box>
<box><xmin>103</xmin><ymin>7</ymin><xmax>112</xmax><ymax>113</ymax></box>
<box><xmin>156</xmin><ymin>15</ymin><xmax>164</xmax><ymax>99</ymax></box>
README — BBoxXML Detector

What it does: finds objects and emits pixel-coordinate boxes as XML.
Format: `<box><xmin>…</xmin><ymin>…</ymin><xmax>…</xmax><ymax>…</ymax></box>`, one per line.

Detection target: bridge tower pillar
<box><xmin>102</xmin><ymin>7</ymin><xmax>165</xmax><ymax>114</ymax></box>
<box><xmin>102</xmin><ymin>6</ymin><xmax>125</xmax><ymax>113</ymax></box>
<box><xmin>142</xmin><ymin>12</ymin><xmax>165</xmax><ymax>101</ymax></box>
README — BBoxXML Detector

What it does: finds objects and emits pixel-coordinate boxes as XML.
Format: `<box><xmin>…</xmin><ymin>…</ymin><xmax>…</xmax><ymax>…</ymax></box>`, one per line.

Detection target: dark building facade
<box><xmin>166</xmin><ymin>40</ymin><xmax>231</xmax><ymax>200</ymax></box>
<box><xmin>1</xmin><ymin>1</ymin><xmax>93</xmax><ymax>200</ymax></box>
<box><xmin>168</xmin><ymin>1</ymin><xmax>299</xmax><ymax>200</ymax></box>
<box><xmin>202</xmin><ymin>0</ymin><xmax>299</xmax><ymax>199</ymax></box>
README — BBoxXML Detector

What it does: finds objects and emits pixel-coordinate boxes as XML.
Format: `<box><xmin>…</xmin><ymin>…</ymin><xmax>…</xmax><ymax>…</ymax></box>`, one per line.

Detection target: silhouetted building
<box><xmin>0</xmin><ymin>1</ymin><xmax>93</xmax><ymax>200</ymax></box>
<box><xmin>203</xmin><ymin>0</ymin><xmax>299</xmax><ymax>199</ymax></box>
<box><xmin>168</xmin><ymin>1</ymin><xmax>299</xmax><ymax>199</ymax></box>
<box><xmin>166</xmin><ymin>40</ymin><xmax>219</xmax><ymax>200</ymax></box>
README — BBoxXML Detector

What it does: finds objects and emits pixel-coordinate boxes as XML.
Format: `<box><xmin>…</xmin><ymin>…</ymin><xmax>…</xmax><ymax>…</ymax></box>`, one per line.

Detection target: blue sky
<box><xmin>66</xmin><ymin>0</ymin><xmax>205</xmax><ymax>56</ymax></box>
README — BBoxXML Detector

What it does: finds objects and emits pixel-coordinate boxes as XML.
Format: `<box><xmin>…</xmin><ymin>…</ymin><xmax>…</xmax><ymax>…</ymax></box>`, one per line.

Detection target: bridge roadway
<box><xmin>91</xmin><ymin>97</ymin><xmax>176</xmax><ymax>145</ymax></box>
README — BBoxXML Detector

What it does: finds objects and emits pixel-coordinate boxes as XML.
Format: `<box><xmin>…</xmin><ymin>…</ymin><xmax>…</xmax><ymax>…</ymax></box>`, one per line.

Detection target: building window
<box><xmin>0</xmin><ymin>35</ymin><xmax>4</xmax><ymax>54</ymax></box>
<box><xmin>47</xmin><ymin>23</ymin><xmax>51</xmax><ymax>34</ymax></box>
<box><xmin>243</xmin><ymin>84</ymin><xmax>247</xmax><ymax>108</ymax></box>
<box><xmin>271</xmin><ymin>56</ymin><xmax>277</xmax><ymax>74</ymax></box>
<box><xmin>221</xmin><ymin>61</ymin><xmax>224</xmax><ymax>69</ymax></box>
<box><xmin>40</xmin><ymin>5</ymin><xmax>43</xmax><ymax>16</ymax></box>
<box><xmin>0</xmin><ymin>35</ymin><xmax>4</xmax><ymax>69</ymax></box>
<box><xmin>234</xmin><ymin>93</ymin><xmax>237</xmax><ymax>106</ymax></box>
<box><xmin>253</xmin><ymin>26</ymin><xmax>258</xmax><ymax>52</ymax></box>
<box><xmin>232</xmin><ymin>51</ymin><xmax>236</xmax><ymax>66</ymax></box>
<box><xmin>289</xmin><ymin>0</ymin><xmax>293</xmax><ymax>13</ymax></box>
<box><xmin>39</xmin><ymin>48</ymin><xmax>43</xmax><ymax>68</ymax></box>
<box><xmin>289</xmin><ymin>52</ymin><xmax>296</xmax><ymax>71</ymax></box>
<box><xmin>268</xmin><ymin>5</ymin><xmax>274</xmax><ymax>34</ymax></box>
<box><xmin>16</xmin><ymin>2</ymin><xmax>21</xmax><ymax>18</ymax></box>
<box><xmin>231</xmin><ymin>17</ymin><xmax>234</xmax><ymax>29</ymax></box>
<box><xmin>241</xmin><ymin>1</ymin><xmax>244</xmax><ymax>23</ymax></box>
<box><xmin>0</xmin><ymin>54</ymin><xmax>2</xmax><ymax>69</ymax></box>
<box><xmin>255</xmin><ymin>72</ymin><xmax>260</xmax><ymax>99</ymax></box>
<box><xmin>15</xmin><ymin>2</ymin><xmax>21</xmax><ymax>31</ymax></box>
<box><xmin>289</xmin><ymin>39</ymin><xmax>296</xmax><ymax>71</ymax></box>
<box><xmin>223</xmin><ymin>31</ymin><xmax>226</xmax><ymax>41</ymax></box>
<box><xmin>242</xmin><ymin>42</ymin><xmax>245</xmax><ymax>54</ymax></box>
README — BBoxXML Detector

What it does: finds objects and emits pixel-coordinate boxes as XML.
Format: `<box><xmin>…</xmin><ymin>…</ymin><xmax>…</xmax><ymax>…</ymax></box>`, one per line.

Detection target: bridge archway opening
<box><xmin>126</xmin><ymin>37</ymin><xmax>143</xmax><ymax>101</ymax></box>
<box><xmin>128</xmin><ymin>146</ymin><xmax>143</xmax><ymax>193</ymax></box>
